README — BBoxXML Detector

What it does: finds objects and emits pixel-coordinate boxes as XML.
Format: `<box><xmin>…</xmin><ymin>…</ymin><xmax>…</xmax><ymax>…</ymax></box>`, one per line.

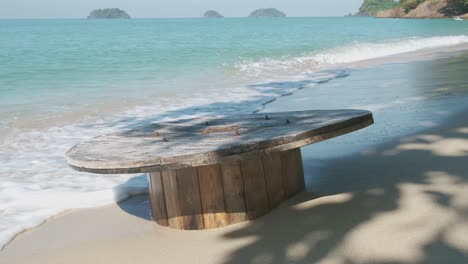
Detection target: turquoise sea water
<box><xmin>0</xmin><ymin>17</ymin><xmax>467</xmax><ymax>249</ymax></box>
<box><xmin>1</xmin><ymin>18</ymin><xmax>468</xmax><ymax>130</ymax></box>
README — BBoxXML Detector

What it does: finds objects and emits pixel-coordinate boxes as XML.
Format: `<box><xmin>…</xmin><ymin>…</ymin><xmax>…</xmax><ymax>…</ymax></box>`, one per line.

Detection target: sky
<box><xmin>0</xmin><ymin>0</ymin><xmax>364</xmax><ymax>19</ymax></box>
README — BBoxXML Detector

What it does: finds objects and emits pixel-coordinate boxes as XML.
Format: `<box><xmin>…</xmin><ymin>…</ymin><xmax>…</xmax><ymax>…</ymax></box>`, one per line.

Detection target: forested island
<box><xmin>249</xmin><ymin>8</ymin><xmax>286</xmax><ymax>17</ymax></box>
<box><xmin>356</xmin><ymin>0</ymin><xmax>468</xmax><ymax>19</ymax></box>
<box><xmin>203</xmin><ymin>10</ymin><xmax>224</xmax><ymax>18</ymax></box>
<box><xmin>87</xmin><ymin>8</ymin><xmax>131</xmax><ymax>19</ymax></box>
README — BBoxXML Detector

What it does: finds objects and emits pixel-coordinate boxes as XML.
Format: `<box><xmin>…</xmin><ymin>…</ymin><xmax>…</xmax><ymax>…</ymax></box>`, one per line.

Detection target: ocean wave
<box><xmin>0</xmin><ymin>85</ymin><xmax>298</xmax><ymax>249</ymax></box>
<box><xmin>2</xmin><ymin>34</ymin><xmax>468</xmax><ymax>251</ymax></box>
<box><xmin>236</xmin><ymin>35</ymin><xmax>468</xmax><ymax>76</ymax></box>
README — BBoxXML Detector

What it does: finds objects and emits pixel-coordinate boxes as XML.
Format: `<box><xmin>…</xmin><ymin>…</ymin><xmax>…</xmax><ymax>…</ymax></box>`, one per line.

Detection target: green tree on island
<box><xmin>399</xmin><ymin>0</ymin><xmax>424</xmax><ymax>13</ymax></box>
<box><xmin>399</xmin><ymin>0</ymin><xmax>468</xmax><ymax>15</ymax></box>
<box><xmin>444</xmin><ymin>0</ymin><xmax>468</xmax><ymax>15</ymax></box>
<box><xmin>359</xmin><ymin>0</ymin><xmax>467</xmax><ymax>16</ymax></box>
<box><xmin>87</xmin><ymin>8</ymin><xmax>131</xmax><ymax>19</ymax></box>
<box><xmin>359</xmin><ymin>0</ymin><xmax>400</xmax><ymax>15</ymax></box>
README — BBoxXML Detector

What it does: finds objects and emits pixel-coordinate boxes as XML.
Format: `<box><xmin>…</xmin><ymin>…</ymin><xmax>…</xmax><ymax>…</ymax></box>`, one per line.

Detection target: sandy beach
<box><xmin>1</xmin><ymin>49</ymin><xmax>468</xmax><ymax>263</ymax></box>
<box><xmin>1</xmin><ymin>106</ymin><xmax>467</xmax><ymax>264</ymax></box>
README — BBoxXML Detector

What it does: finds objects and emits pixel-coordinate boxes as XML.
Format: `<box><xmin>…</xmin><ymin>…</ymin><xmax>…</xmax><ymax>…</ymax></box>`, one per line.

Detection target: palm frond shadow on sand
<box><xmin>221</xmin><ymin>109</ymin><xmax>468</xmax><ymax>264</ymax></box>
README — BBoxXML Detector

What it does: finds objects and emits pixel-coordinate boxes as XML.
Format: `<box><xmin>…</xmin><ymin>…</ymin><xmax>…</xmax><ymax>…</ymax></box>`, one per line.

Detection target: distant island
<box><xmin>356</xmin><ymin>0</ymin><xmax>467</xmax><ymax>19</ymax></box>
<box><xmin>249</xmin><ymin>8</ymin><xmax>286</xmax><ymax>18</ymax></box>
<box><xmin>355</xmin><ymin>0</ymin><xmax>399</xmax><ymax>16</ymax></box>
<box><xmin>203</xmin><ymin>10</ymin><xmax>224</xmax><ymax>18</ymax></box>
<box><xmin>87</xmin><ymin>8</ymin><xmax>131</xmax><ymax>19</ymax></box>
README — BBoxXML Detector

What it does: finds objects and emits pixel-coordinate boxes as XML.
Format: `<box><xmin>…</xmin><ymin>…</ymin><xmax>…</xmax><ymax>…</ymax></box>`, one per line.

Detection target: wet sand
<box><xmin>1</xmin><ymin>52</ymin><xmax>468</xmax><ymax>263</ymax></box>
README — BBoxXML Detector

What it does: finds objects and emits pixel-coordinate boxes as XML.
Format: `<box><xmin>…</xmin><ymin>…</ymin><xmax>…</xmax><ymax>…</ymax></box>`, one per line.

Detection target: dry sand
<box><xmin>1</xmin><ymin>105</ymin><xmax>467</xmax><ymax>264</ymax></box>
<box><xmin>2</xmin><ymin>50</ymin><xmax>468</xmax><ymax>264</ymax></box>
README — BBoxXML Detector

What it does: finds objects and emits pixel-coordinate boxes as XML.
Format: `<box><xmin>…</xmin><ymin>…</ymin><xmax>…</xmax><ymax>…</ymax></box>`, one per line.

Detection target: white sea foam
<box><xmin>236</xmin><ymin>35</ymin><xmax>468</xmax><ymax>76</ymax></box>
<box><xmin>1</xmin><ymin>35</ymin><xmax>468</xmax><ymax>250</ymax></box>
<box><xmin>0</xmin><ymin>75</ymin><xmax>323</xmax><ymax>249</ymax></box>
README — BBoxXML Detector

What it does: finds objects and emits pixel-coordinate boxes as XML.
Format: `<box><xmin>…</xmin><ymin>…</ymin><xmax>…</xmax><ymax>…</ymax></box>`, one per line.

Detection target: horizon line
<box><xmin>0</xmin><ymin>15</ymin><xmax>361</xmax><ymax>20</ymax></box>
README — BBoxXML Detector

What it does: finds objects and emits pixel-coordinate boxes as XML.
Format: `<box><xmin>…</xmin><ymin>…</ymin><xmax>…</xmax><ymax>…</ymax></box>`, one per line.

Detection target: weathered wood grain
<box><xmin>66</xmin><ymin>109</ymin><xmax>375</xmax><ymax>231</ymax></box>
<box><xmin>241</xmin><ymin>158</ymin><xmax>270</xmax><ymax>220</ymax></box>
<box><xmin>197</xmin><ymin>165</ymin><xmax>228</xmax><ymax>228</ymax></box>
<box><xmin>281</xmin><ymin>148</ymin><xmax>304</xmax><ymax>197</ymax></box>
<box><xmin>147</xmin><ymin>151</ymin><xmax>305</xmax><ymax>230</ymax></box>
<box><xmin>161</xmin><ymin>170</ymin><xmax>184</xmax><ymax>229</ymax></box>
<box><xmin>294</xmin><ymin>148</ymin><xmax>306</xmax><ymax>191</ymax></box>
<box><xmin>220</xmin><ymin>162</ymin><xmax>248</xmax><ymax>224</ymax></box>
<box><xmin>148</xmin><ymin>172</ymin><xmax>168</xmax><ymax>226</ymax></box>
<box><xmin>175</xmin><ymin>168</ymin><xmax>204</xmax><ymax>230</ymax></box>
<box><xmin>262</xmin><ymin>152</ymin><xmax>285</xmax><ymax>208</ymax></box>
<box><xmin>66</xmin><ymin>110</ymin><xmax>373</xmax><ymax>174</ymax></box>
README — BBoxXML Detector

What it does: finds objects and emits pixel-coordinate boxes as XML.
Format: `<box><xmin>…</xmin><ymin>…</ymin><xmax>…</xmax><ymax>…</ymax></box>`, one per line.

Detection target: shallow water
<box><xmin>1</xmin><ymin>18</ymin><xmax>468</xmax><ymax>130</ymax></box>
<box><xmin>265</xmin><ymin>51</ymin><xmax>468</xmax><ymax>193</ymax></box>
<box><xmin>1</xmin><ymin>17</ymin><xmax>468</xmax><ymax>249</ymax></box>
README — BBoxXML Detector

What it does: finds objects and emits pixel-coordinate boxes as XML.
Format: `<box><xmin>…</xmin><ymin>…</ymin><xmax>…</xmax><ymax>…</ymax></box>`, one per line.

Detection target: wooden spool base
<box><xmin>147</xmin><ymin>148</ymin><xmax>305</xmax><ymax>230</ymax></box>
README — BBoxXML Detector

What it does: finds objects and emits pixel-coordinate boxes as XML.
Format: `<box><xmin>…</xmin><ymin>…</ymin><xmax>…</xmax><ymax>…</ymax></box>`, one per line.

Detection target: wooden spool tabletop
<box><xmin>66</xmin><ymin>109</ymin><xmax>373</xmax><ymax>230</ymax></box>
<box><xmin>66</xmin><ymin>110</ymin><xmax>373</xmax><ymax>174</ymax></box>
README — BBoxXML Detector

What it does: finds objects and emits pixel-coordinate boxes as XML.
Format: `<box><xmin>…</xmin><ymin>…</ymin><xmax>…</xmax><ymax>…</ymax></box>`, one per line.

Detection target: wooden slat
<box><xmin>281</xmin><ymin>148</ymin><xmax>303</xmax><ymax>197</ymax></box>
<box><xmin>262</xmin><ymin>152</ymin><xmax>285</xmax><ymax>208</ymax></box>
<box><xmin>161</xmin><ymin>170</ymin><xmax>184</xmax><ymax>229</ymax></box>
<box><xmin>294</xmin><ymin>148</ymin><xmax>306</xmax><ymax>191</ymax></box>
<box><xmin>197</xmin><ymin>165</ymin><xmax>228</xmax><ymax>228</ymax></box>
<box><xmin>221</xmin><ymin>162</ymin><xmax>248</xmax><ymax>224</ymax></box>
<box><xmin>176</xmin><ymin>167</ymin><xmax>204</xmax><ymax>230</ymax></box>
<box><xmin>241</xmin><ymin>158</ymin><xmax>270</xmax><ymax>220</ymax></box>
<box><xmin>148</xmin><ymin>172</ymin><xmax>168</xmax><ymax>226</ymax></box>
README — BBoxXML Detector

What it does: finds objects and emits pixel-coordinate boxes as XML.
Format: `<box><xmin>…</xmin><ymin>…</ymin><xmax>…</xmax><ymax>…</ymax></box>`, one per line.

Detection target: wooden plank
<box><xmin>66</xmin><ymin>110</ymin><xmax>374</xmax><ymax>174</ymax></box>
<box><xmin>294</xmin><ymin>148</ymin><xmax>306</xmax><ymax>191</ymax></box>
<box><xmin>220</xmin><ymin>162</ymin><xmax>248</xmax><ymax>224</ymax></box>
<box><xmin>281</xmin><ymin>149</ymin><xmax>303</xmax><ymax>197</ymax></box>
<box><xmin>241</xmin><ymin>158</ymin><xmax>270</xmax><ymax>220</ymax></box>
<box><xmin>262</xmin><ymin>152</ymin><xmax>285</xmax><ymax>208</ymax></box>
<box><xmin>197</xmin><ymin>165</ymin><xmax>228</xmax><ymax>228</ymax></box>
<box><xmin>148</xmin><ymin>172</ymin><xmax>168</xmax><ymax>226</ymax></box>
<box><xmin>176</xmin><ymin>167</ymin><xmax>204</xmax><ymax>230</ymax></box>
<box><xmin>161</xmin><ymin>170</ymin><xmax>184</xmax><ymax>229</ymax></box>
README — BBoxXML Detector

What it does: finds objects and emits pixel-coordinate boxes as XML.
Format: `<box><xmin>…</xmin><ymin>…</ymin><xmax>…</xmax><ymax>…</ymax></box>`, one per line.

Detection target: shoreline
<box><xmin>1</xmin><ymin>102</ymin><xmax>467</xmax><ymax>264</ymax></box>
<box><xmin>1</xmin><ymin>45</ymin><xmax>468</xmax><ymax>250</ymax></box>
<box><xmin>1</xmin><ymin>47</ymin><xmax>468</xmax><ymax>263</ymax></box>
<box><xmin>2</xmin><ymin>39</ymin><xmax>468</xmax><ymax>135</ymax></box>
